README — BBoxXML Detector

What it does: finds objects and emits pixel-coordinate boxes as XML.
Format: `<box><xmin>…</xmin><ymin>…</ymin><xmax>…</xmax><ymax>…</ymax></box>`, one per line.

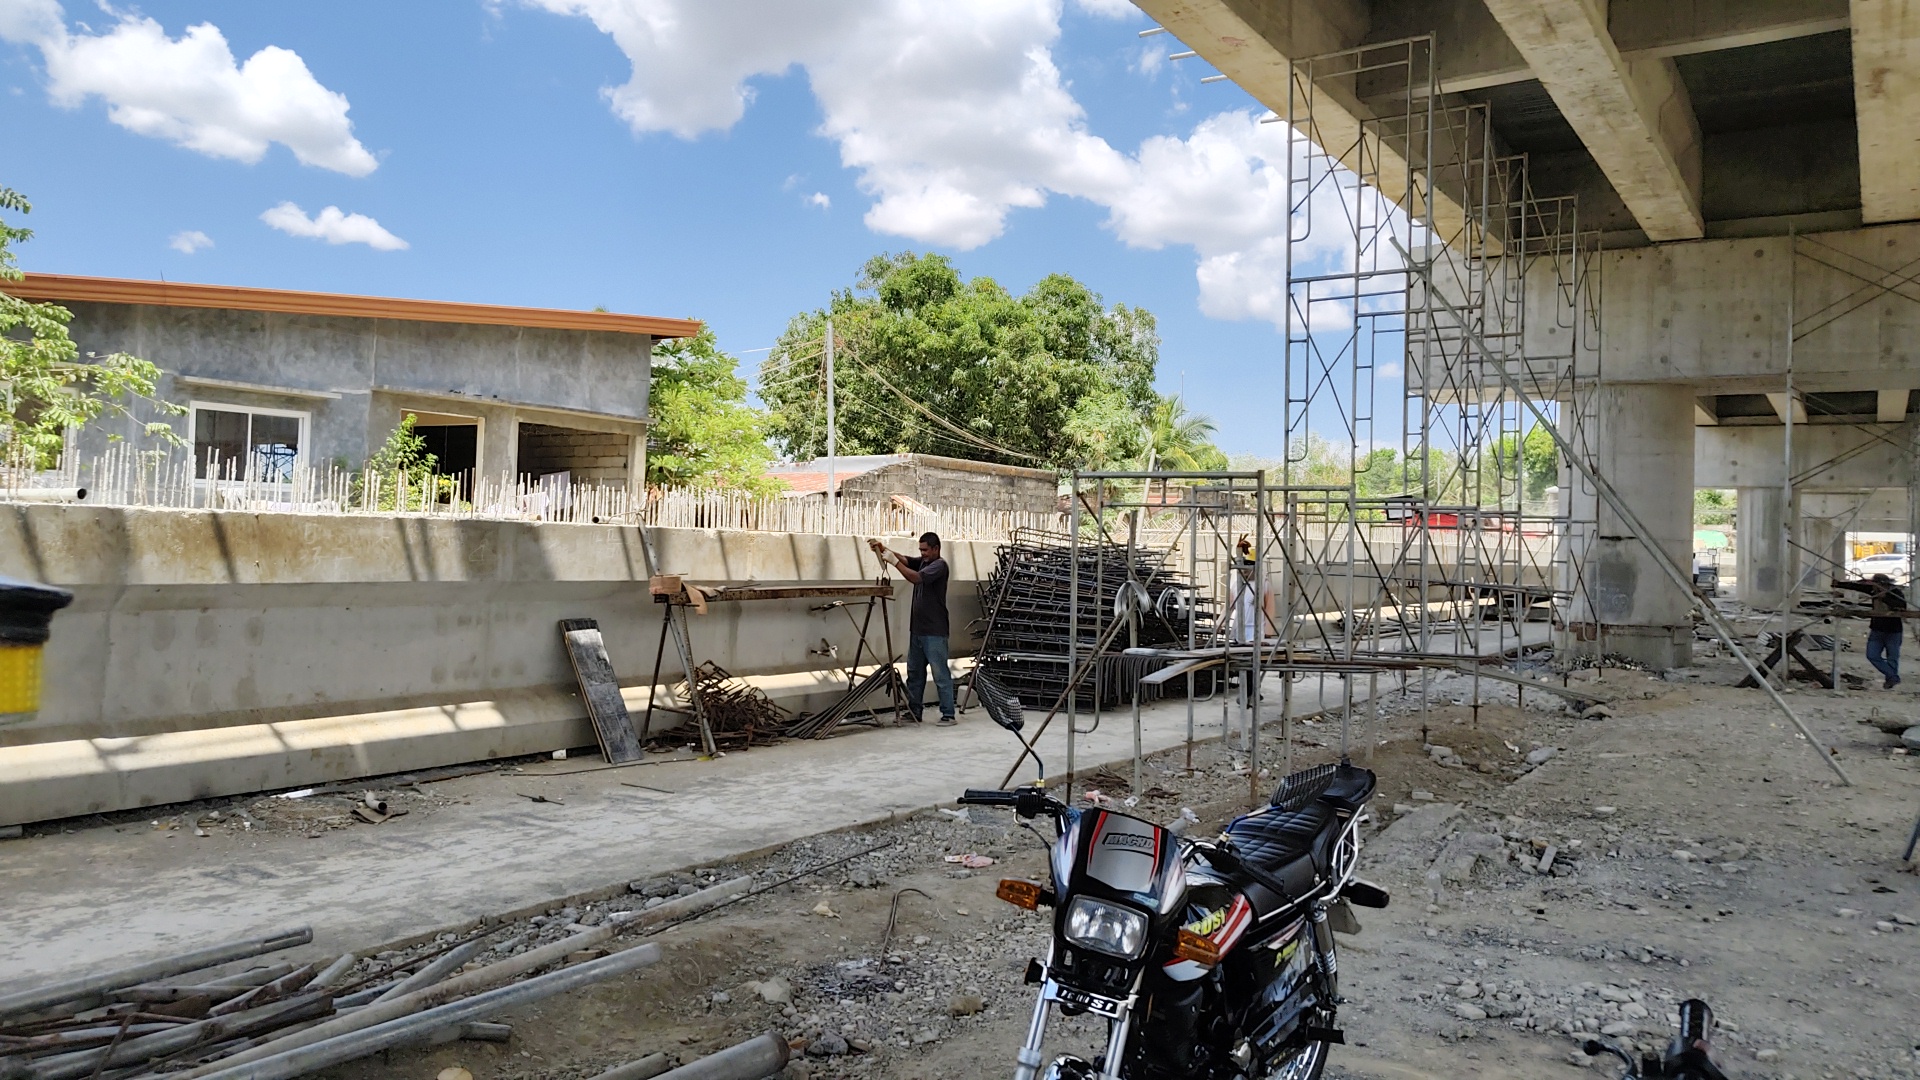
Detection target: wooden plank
<box><xmin>692</xmin><ymin>583</ymin><xmax>894</xmax><ymax>603</ymax></box>
<box><xmin>1139</xmin><ymin>655</ymin><xmax>1224</xmax><ymax>686</ymax></box>
<box><xmin>558</xmin><ymin>618</ymin><xmax>644</xmax><ymax>764</ymax></box>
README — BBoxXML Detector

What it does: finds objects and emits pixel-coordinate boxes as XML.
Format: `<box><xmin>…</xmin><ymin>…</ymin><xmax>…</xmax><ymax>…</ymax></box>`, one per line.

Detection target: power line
<box><xmin>851</xmin><ymin>361</ymin><xmax>1047</xmax><ymax>464</ymax></box>
<box><xmin>827</xmin><ymin>387</ymin><xmax>1026</xmax><ymax>462</ymax></box>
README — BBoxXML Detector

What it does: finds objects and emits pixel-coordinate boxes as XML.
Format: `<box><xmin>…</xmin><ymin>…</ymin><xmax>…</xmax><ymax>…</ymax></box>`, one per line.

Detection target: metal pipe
<box><xmin>199</xmin><ymin>965</ymin><xmax>300</xmax><ymax>990</ymax></box>
<box><xmin>375</xmin><ymin>937</ymin><xmax>491</xmax><ymax>1002</ymax></box>
<box><xmin>31</xmin><ymin>993</ymin><xmax>333</xmax><ymax>1080</ymax></box>
<box><xmin>173</xmin><ymin>879</ymin><xmax>747</xmax><ymax>1080</ymax></box>
<box><xmin>410</xmin><ymin>1022</ymin><xmax>514</xmax><ymax>1050</ymax></box>
<box><xmin>0</xmin><ymin>927</ymin><xmax>312</xmax><ymax>1020</ymax></box>
<box><xmin>1250</xmin><ymin>471</ymin><xmax>1266</xmax><ymax>804</ymax></box>
<box><xmin>307</xmin><ymin>956</ymin><xmax>356</xmax><ymax>991</ymax></box>
<box><xmin>1</xmin><ymin>488</ymin><xmax>87</xmax><ymax>503</ymax></box>
<box><xmin>652</xmin><ymin>1033</ymin><xmax>789</xmax><ymax>1080</ymax></box>
<box><xmin>582</xmin><ymin>1052</ymin><xmax>672</xmax><ymax>1080</ymax></box>
<box><xmin>180</xmin><ymin>946</ymin><xmax>664</xmax><ymax>1080</ymax></box>
<box><xmin>825</xmin><ymin>318</ymin><xmax>836</xmax><ymax>535</ymax></box>
<box><xmin>1066</xmin><ymin>481</ymin><xmax>1081</xmax><ymax>800</ymax></box>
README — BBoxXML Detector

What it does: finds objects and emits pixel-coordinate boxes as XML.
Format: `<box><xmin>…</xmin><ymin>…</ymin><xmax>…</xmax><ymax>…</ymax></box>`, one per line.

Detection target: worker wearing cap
<box><xmin>870</xmin><ymin>532</ymin><xmax>956</xmax><ymax>725</ymax></box>
<box><xmin>1834</xmin><ymin>572</ymin><xmax>1906</xmax><ymax>689</ymax></box>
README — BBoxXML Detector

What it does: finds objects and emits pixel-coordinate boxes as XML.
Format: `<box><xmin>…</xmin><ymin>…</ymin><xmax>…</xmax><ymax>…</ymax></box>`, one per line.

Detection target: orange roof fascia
<box><xmin>5</xmin><ymin>273</ymin><xmax>703</xmax><ymax>339</ymax></box>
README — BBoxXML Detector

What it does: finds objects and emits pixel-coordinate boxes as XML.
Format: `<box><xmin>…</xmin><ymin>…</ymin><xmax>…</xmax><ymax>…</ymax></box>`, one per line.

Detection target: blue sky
<box><xmin>0</xmin><ymin>0</ymin><xmax>1379</xmax><ymax>459</ymax></box>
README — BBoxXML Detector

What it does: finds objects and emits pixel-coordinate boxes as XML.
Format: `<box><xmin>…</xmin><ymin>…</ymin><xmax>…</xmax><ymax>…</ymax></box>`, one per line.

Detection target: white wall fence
<box><xmin>640</xmin><ymin>487</ymin><xmax>1063</xmax><ymax>540</ymax></box>
<box><xmin>0</xmin><ymin>444</ymin><xmax>1065</xmax><ymax>541</ymax></box>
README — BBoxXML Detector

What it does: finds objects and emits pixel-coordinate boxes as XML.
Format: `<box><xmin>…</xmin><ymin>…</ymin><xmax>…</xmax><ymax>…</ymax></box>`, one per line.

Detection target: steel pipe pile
<box><xmin>972</xmin><ymin>534</ymin><xmax>1215</xmax><ymax>709</ymax></box>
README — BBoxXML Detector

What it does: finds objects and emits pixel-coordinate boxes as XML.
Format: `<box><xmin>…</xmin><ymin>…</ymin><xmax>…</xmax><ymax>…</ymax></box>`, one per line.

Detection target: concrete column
<box><xmin>1800</xmin><ymin>516</ymin><xmax>1846</xmax><ymax>589</ymax></box>
<box><xmin>1560</xmin><ymin>383</ymin><xmax>1697</xmax><ymax>667</ymax></box>
<box><xmin>1736</xmin><ymin>487</ymin><xmax>1794</xmax><ymax>609</ymax></box>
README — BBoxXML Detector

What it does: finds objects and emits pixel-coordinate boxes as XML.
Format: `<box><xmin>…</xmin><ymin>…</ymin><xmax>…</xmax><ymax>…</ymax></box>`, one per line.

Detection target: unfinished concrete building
<box><xmin>5</xmin><ymin>274</ymin><xmax>698</xmax><ymax>496</ymax></box>
<box><xmin>1137</xmin><ymin>0</ymin><xmax>1919</xmax><ymax>668</ymax></box>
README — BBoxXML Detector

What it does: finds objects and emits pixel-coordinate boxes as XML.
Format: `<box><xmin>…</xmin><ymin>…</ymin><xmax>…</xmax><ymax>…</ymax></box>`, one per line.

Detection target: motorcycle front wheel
<box><xmin>1263</xmin><ymin>1039</ymin><xmax>1330</xmax><ymax>1080</ymax></box>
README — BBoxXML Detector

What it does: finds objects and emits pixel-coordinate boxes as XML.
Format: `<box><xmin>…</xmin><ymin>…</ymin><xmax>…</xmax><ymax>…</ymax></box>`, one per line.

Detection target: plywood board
<box><xmin>558</xmin><ymin>618</ymin><xmax>643</xmax><ymax>764</ymax></box>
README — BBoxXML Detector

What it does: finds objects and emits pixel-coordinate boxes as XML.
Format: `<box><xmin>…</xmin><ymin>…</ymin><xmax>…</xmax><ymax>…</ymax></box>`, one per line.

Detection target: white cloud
<box><xmin>806</xmin><ymin>192</ymin><xmax>830</xmax><ymax>210</ymax></box>
<box><xmin>523</xmin><ymin>0</ymin><xmax>1385</xmax><ymax>329</ymax></box>
<box><xmin>1072</xmin><ymin>0</ymin><xmax>1139</xmax><ymax>17</ymax></box>
<box><xmin>1</xmin><ymin>3</ymin><xmax>377</xmax><ymax>175</ymax></box>
<box><xmin>260</xmin><ymin>202</ymin><xmax>407</xmax><ymax>250</ymax></box>
<box><xmin>1131</xmin><ymin>44</ymin><xmax>1166</xmax><ymax>76</ymax></box>
<box><xmin>521</xmin><ymin>0</ymin><xmax>1128</xmax><ymax>250</ymax></box>
<box><xmin>168</xmin><ymin>229</ymin><xmax>213</xmax><ymax>254</ymax></box>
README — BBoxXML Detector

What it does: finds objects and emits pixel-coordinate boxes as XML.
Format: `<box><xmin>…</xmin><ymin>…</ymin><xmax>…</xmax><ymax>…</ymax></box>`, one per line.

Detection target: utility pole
<box><xmin>825</xmin><ymin>317</ymin><xmax>836</xmax><ymax>535</ymax></box>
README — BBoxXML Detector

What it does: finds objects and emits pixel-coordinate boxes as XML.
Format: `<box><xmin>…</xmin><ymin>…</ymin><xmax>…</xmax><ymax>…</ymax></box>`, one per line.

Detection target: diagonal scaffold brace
<box><xmin>1394</xmin><ymin>239</ymin><xmax>1853</xmax><ymax>787</ymax></box>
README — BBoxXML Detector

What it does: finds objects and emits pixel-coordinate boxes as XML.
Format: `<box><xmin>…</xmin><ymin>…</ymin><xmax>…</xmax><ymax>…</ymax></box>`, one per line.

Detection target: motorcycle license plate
<box><xmin>1050</xmin><ymin>983</ymin><xmax>1125</xmax><ymax>1017</ymax></box>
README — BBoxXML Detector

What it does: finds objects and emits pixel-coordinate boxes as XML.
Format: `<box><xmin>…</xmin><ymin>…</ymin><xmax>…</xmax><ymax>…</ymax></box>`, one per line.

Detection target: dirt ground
<box><xmin>268</xmin><ymin>644</ymin><xmax>1920</xmax><ymax>1080</ymax></box>
<box><xmin>13</xmin><ymin>607</ymin><xmax>1917</xmax><ymax>1080</ymax></box>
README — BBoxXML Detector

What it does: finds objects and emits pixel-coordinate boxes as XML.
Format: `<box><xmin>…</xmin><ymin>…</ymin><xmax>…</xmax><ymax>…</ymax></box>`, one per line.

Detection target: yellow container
<box><xmin>0</xmin><ymin>642</ymin><xmax>45</xmax><ymax>714</ymax></box>
<box><xmin>0</xmin><ymin>575</ymin><xmax>72</xmax><ymax>724</ymax></box>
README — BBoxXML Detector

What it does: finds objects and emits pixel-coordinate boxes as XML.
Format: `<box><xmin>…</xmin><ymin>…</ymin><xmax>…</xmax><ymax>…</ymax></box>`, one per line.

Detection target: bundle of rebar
<box><xmin>677</xmin><ymin>662</ymin><xmax>788</xmax><ymax>750</ymax></box>
<box><xmin>783</xmin><ymin>666</ymin><xmax>906</xmax><ymax>739</ymax></box>
<box><xmin>972</xmin><ymin>534</ymin><xmax>1215</xmax><ymax>709</ymax></box>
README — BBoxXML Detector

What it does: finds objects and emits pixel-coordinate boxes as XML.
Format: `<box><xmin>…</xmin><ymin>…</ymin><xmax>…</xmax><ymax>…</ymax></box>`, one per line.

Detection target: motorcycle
<box><xmin>959</xmin><ymin>759</ymin><xmax>1388</xmax><ymax>1080</ymax></box>
<box><xmin>1584</xmin><ymin>998</ymin><xmax>1731</xmax><ymax>1079</ymax></box>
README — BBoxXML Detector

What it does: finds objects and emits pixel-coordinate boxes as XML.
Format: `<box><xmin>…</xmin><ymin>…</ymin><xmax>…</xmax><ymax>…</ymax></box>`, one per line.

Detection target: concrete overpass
<box><xmin>1139</xmin><ymin>0</ymin><xmax>1920</xmax><ymax>663</ymax></box>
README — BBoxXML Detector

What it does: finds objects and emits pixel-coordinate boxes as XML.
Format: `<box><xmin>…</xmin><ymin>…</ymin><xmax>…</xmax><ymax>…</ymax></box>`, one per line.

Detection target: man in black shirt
<box><xmin>1834</xmin><ymin>572</ymin><xmax>1906</xmax><ymax>688</ymax></box>
<box><xmin>870</xmin><ymin>531</ymin><xmax>955</xmax><ymax>724</ymax></box>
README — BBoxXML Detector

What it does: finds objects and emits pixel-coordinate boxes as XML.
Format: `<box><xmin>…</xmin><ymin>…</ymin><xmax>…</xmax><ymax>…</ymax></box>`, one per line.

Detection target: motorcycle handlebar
<box><xmin>1586</xmin><ymin>998</ymin><xmax>1729</xmax><ymax>1079</ymax></box>
<box><xmin>1676</xmin><ymin>1000</ymin><xmax>1712</xmax><ymax>1048</ymax></box>
<box><xmin>957</xmin><ymin>787</ymin><xmax>1067</xmax><ymax>820</ymax></box>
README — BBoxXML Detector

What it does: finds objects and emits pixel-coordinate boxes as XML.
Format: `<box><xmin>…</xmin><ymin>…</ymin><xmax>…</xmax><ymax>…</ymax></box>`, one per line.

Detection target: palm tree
<box><xmin>1139</xmin><ymin>395</ymin><xmax>1227</xmax><ymax>472</ymax></box>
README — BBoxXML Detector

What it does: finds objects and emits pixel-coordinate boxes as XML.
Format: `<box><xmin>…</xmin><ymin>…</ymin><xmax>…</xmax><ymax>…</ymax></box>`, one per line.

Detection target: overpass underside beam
<box><xmin>1479</xmin><ymin>0</ymin><xmax>1706</xmax><ymax>241</ymax></box>
<box><xmin>1852</xmin><ymin>0</ymin><xmax>1920</xmax><ymax>224</ymax></box>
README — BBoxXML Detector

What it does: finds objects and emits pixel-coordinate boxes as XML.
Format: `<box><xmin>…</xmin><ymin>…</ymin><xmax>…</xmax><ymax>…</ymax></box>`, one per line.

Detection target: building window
<box><xmin>192</xmin><ymin>403</ymin><xmax>307</xmax><ymax>482</ymax></box>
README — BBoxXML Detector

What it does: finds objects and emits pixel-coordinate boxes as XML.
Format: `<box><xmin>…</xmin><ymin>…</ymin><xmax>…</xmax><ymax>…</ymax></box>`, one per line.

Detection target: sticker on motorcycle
<box><xmin>1164</xmin><ymin>894</ymin><xmax>1256</xmax><ymax>981</ymax></box>
<box><xmin>1086</xmin><ymin>812</ymin><xmax>1161</xmax><ymax>893</ymax></box>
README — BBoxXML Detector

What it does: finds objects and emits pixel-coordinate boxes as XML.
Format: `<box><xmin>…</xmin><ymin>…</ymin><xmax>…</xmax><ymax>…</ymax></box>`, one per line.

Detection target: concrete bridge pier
<box><xmin>1737</xmin><ymin>487</ymin><xmax>1794</xmax><ymax>610</ymax></box>
<box><xmin>1800</xmin><ymin>515</ymin><xmax>1848</xmax><ymax>592</ymax></box>
<box><xmin>1560</xmin><ymin>383</ymin><xmax>1697</xmax><ymax>668</ymax></box>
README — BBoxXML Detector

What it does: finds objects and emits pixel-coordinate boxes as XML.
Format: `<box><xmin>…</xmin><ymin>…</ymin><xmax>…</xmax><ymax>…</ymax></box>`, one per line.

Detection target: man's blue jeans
<box><xmin>906</xmin><ymin>634</ymin><xmax>956</xmax><ymax>720</ymax></box>
<box><xmin>1867</xmin><ymin>629</ymin><xmax>1902</xmax><ymax>684</ymax></box>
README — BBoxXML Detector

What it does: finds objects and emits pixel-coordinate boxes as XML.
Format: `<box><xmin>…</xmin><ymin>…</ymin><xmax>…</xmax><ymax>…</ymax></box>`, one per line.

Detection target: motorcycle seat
<box><xmin>1267</xmin><ymin>762</ymin><xmax>1376</xmax><ymax>814</ymax></box>
<box><xmin>1223</xmin><ymin>802</ymin><xmax>1340</xmax><ymax>917</ymax></box>
<box><xmin>1314</xmin><ymin>763</ymin><xmax>1376</xmax><ymax>813</ymax></box>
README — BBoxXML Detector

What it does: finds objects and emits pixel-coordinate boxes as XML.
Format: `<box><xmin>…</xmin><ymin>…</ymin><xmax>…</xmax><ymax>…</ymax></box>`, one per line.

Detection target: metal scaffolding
<box><xmin>1277</xmin><ymin>37</ymin><xmax>1604</xmax><ymax>717</ymax></box>
<box><xmin>994</xmin><ymin>34</ymin><xmax>1851</xmax><ymax>792</ymax></box>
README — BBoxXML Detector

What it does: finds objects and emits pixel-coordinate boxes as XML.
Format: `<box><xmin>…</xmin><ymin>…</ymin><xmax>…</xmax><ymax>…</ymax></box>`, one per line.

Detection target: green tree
<box><xmin>1138</xmin><ymin>395</ymin><xmax>1226</xmax><ymax>471</ymax></box>
<box><xmin>1521</xmin><ymin>423</ymin><xmax>1558</xmax><ymax>503</ymax></box>
<box><xmin>758</xmin><ymin>252</ymin><xmax>1162</xmax><ymax>471</ymax></box>
<box><xmin>360</xmin><ymin>413</ymin><xmax>455</xmax><ymax>510</ymax></box>
<box><xmin>647</xmin><ymin>327</ymin><xmax>779</xmax><ymax>494</ymax></box>
<box><xmin>0</xmin><ymin>187</ymin><xmax>179</xmax><ymax>467</ymax></box>
<box><xmin>1694</xmin><ymin>488</ymin><xmax>1734</xmax><ymax>526</ymax></box>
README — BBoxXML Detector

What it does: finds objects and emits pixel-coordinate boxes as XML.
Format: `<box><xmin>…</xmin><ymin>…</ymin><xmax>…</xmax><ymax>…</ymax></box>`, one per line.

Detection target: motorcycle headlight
<box><xmin>1063</xmin><ymin>896</ymin><xmax>1149</xmax><ymax>960</ymax></box>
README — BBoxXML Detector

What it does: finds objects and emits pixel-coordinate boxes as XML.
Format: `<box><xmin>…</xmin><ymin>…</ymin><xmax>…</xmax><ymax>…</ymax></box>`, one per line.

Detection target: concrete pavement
<box><xmin>0</xmin><ymin>676</ymin><xmax>1369</xmax><ymax>989</ymax></box>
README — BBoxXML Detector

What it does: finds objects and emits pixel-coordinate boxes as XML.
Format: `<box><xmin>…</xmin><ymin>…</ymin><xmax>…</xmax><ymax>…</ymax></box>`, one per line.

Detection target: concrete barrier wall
<box><xmin>0</xmin><ymin>507</ymin><xmax>992</xmax><ymax>824</ymax></box>
<box><xmin>0</xmin><ymin>506</ymin><xmax>991</xmax><ymax>745</ymax></box>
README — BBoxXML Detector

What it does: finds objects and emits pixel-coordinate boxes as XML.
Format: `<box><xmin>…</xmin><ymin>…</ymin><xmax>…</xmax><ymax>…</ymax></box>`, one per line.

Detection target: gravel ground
<box><xmin>188</xmin><ymin>639</ymin><xmax>1920</xmax><ymax>1080</ymax></box>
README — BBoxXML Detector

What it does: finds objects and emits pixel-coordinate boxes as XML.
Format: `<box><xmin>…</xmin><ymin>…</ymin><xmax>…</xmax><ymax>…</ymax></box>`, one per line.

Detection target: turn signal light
<box><xmin>1173</xmin><ymin>928</ymin><xmax>1221</xmax><ymax>965</ymax></box>
<box><xmin>997</xmin><ymin>879</ymin><xmax>1051</xmax><ymax>910</ymax></box>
